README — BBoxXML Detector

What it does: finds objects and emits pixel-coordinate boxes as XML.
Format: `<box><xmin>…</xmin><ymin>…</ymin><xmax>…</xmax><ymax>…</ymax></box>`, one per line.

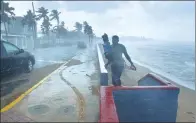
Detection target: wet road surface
<box><xmin>1</xmin><ymin>44</ymin><xmax>100</xmax><ymax>122</ymax></box>
<box><xmin>33</xmin><ymin>45</ymin><xmax>78</xmax><ymax>68</ymax></box>
<box><xmin>1</xmin><ymin>45</ymin><xmax>79</xmax><ymax>108</ymax></box>
<box><xmin>1</xmin><ymin>64</ymin><xmax>62</xmax><ymax>108</ymax></box>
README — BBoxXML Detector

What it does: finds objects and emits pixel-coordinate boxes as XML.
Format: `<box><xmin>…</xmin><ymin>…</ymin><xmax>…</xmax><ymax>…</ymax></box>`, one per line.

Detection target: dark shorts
<box><xmin>111</xmin><ymin>63</ymin><xmax>124</xmax><ymax>86</ymax></box>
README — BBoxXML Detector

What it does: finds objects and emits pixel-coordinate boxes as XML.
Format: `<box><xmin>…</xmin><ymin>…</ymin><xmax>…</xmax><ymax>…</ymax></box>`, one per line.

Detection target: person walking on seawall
<box><xmin>108</xmin><ymin>35</ymin><xmax>136</xmax><ymax>86</ymax></box>
<box><xmin>102</xmin><ymin>33</ymin><xmax>113</xmax><ymax>68</ymax></box>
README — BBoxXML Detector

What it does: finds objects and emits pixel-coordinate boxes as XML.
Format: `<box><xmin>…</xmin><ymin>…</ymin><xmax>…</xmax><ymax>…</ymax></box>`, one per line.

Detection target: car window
<box><xmin>1</xmin><ymin>43</ymin><xmax>7</xmax><ymax>57</ymax></box>
<box><xmin>3</xmin><ymin>42</ymin><xmax>19</xmax><ymax>55</ymax></box>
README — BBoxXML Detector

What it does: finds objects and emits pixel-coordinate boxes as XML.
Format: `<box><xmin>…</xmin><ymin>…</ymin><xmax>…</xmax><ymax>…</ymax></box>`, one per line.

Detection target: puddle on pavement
<box><xmin>51</xmin><ymin>96</ymin><xmax>70</xmax><ymax>105</ymax></box>
<box><xmin>28</xmin><ymin>104</ymin><xmax>50</xmax><ymax>115</ymax></box>
<box><xmin>57</xmin><ymin>105</ymin><xmax>75</xmax><ymax>115</ymax></box>
<box><xmin>53</xmin><ymin>98</ymin><xmax>64</xmax><ymax>101</ymax></box>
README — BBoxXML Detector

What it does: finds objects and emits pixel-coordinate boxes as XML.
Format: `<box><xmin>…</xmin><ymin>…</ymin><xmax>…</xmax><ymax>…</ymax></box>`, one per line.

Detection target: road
<box><xmin>1</xmin><ymin>43</ymin><xmax>100</xmax><ymax>122</ymax></box>
<box><xmin>1</xmin><ymin>45</ymin><xmax>80</xmax><ymax>108</ymax></box>
<box><xmin>33</xmin><ymin>45</ymin><xmax>78</xmax><ymax>68</ymax></box>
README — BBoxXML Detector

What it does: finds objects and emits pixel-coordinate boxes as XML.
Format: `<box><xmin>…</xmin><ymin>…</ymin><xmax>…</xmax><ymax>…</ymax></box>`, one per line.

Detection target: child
<box><xmin>102</xmin><ymin>33</ymin><xmax>113</xmax><ymax>68</ymax></box>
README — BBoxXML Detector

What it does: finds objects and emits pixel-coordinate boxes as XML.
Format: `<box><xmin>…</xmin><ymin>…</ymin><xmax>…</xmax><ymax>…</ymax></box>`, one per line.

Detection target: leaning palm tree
<box><xmin>36</xmin><ymin>7</ymin><xmax>52</xmax><ymax>42</ymax></box>
<box><xmin>50</xmin><ymin>10</ymin><xmax>61</xmax><ymax>43</ymax></box>
<box><xmin>21</xmin><ymin>10</ymin><xmax>36</xmax><ymax>40</ymax></box>
<box><xmin>83</xmin><ymin>21</ymin><xmax>88</xmax><ymax>26</ymax></box>
<box><xmin>50</xmin><ymin>10</ymin><xmax>61</xmax><ymax>28</ymax></box>
<box><xmin>0</xmin><ymin>1</ymin><xmax>15</xmax><ymax>40</ymax></box>
<box><xmin>36</xmin><ymin>7</ymin><xmax>49</xmax><ymax>20</ymax></box>
<box><xmin>83</xmin><ymin>21</ymin><xmax>89</xmax><ymax>34</ymax></box>
<box><xmin>83</xmin><ymin>21</ymin><xmax>93</xmax><ymax>43</ymax></box>
<box><xmin>40</xmin><ymin>17</ymin><xmax>52</xmax><ymax>40</ymax></box>
<box><xmin>52</xmin><ymin>21</ymin><xmax>66</xmax><ymax>36</ymax></box>
<box><xmin>74</xmin><ymin>22</ymin><xmax>82</xmax><ymax>32</ymax></box>
<box><xmin>58</xmin><ymin>21</ymin><xmax>67</xmax><ymax>37</ymax></box>
<box><xmin>60</xmin><ymin>21</ymin><xmax>65</xmax><ymax>28</ymax></box>
<box><xmin>87</xmin><ymin>26</ymin><xmax>93</xmax><ymax>44</ymax></box>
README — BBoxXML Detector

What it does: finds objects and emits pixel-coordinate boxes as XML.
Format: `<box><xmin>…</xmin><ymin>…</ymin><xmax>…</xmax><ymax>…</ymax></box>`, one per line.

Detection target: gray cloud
<box><xmin>5</xmin><ymin>1</ymin><xmax>195</xmax><ymax>41</ymax></box>
<box><xmin>62</xmin><ymin>1</ymin><xmax>123</xmax><ymax>13</ymax></box>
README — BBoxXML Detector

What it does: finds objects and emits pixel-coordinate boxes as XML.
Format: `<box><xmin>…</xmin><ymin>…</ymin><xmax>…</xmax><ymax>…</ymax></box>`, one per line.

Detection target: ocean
<box><xmin>122</xmin><ymin>40</ymin><xmax>195</xmax><ymax>90</ymax></box>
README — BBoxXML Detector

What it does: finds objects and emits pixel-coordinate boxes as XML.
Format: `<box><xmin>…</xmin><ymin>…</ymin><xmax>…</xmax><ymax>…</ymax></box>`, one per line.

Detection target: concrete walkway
<box><xmin>1</xmin><ymin>45</ymin><xmax>99</xmax><ymax>122</ymax></box>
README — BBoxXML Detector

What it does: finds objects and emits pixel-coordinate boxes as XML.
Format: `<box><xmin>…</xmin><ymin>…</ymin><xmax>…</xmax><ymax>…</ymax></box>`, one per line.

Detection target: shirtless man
<box><xmin>109</xmin><ymin>35</ymin><xmax>136</xmax><ymax>86</ymax></box>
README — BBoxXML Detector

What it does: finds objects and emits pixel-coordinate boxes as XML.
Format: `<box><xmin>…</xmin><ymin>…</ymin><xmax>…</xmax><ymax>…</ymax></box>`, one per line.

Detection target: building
<box><xmin>1</xmin><ymin>16</ymin><xmax>35</xmax><ymax>51</ymax></box>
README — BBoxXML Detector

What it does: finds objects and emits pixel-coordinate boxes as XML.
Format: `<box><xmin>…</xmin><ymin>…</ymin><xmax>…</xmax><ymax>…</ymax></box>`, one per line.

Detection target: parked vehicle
<box><xmin>0</xmin><ymin>40</ymin><xmax>35</xmax><ymax>76</ymax></box>
<box><xmin>77</xmin><ymin>41</ymin><xmax>87</xmax><ymax>49</ymax></box>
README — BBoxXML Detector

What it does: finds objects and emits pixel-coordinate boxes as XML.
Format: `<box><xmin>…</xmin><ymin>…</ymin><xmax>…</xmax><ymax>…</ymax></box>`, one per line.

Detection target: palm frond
<box><xmin>50</xmin><ymin>16</ymin><xmax>55</xmax><ymax>21</ymax></box>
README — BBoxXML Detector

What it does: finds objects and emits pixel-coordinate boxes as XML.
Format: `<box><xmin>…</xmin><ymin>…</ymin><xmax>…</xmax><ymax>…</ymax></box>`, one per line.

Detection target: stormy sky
<box><xmin>7</xmin><ymin>1</ymin><xmax>195</xmax><ymax>41</ymax></box>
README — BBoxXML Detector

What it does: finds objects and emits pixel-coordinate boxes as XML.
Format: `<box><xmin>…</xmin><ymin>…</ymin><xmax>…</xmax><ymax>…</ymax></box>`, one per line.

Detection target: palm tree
<box><xmin>50</xmin><ymin>10</ymin><xmax>61</xmax><ymax>42</ymax></box>
<box><xmin>59</xmin><ymin>21</ymin><xmax>67</xmax><ymax>37</ymax></box>
<box><xmin>41</xmin><ymin>17</ymin><xmax>52</xmax><ymax>38</ymax></box>
<box><xmin>21</xmin><ymin>10</ymin><xmax>36</xmax><ymax>33</ymax></box>
<box><xmin>52</xmin><ymin>21</ymin><xmax>66</xmax><ymax>36</ymax></box>
<box><xmin>36</xmin><ymin>7</ymin><xmax>49</xmax><ymax>20</ymax></box>
<box><xmin>83</xmin><ymin>21</ymin><xmax>93</xmax><ymax>43</ymax></box>
<box><xmin>31</xmin><ymin>2</ymin><xmax>37</xmax><ymax>48</ymax></box>
<box><xmin>75</xmin><ymin>22</ymin><xmax>82</xmax><ymax>32</ymax></box>
<box><xmin>87</xmin><ymin>26</ymin><xmax>93</xmax><ymax>43</ymax></box>
<box><xmin>36</xmin><ymin>7</ymin><xmax>51</xmax><ymax>41</ymax></box>
<box><xmin>83</xmin><ymin>21</ymin><xmax>88</xmax><ymax>26</ymax></box>
<box><xmin>0</xmin><ymin>1</ymin><xmax>15</xmax><ymax>40</ymax></box>
<box><xmin>50</xmin><ymin>10</ymin><xmax>61</xmax><ymax>27</ymax></box>
<box><xmin>21</xmin><ymin>10</ymin><xmax>37</xmax><ymax>47</ymax></box>
<box><xmin>83</xmin><ymin>21</ymin><xmax>89</xmax><ymax>34</ymax></box>
<box><xmin>60</xmin><ymin>21</ymin><xmax>65</xmax><ymax>28</ymax></box>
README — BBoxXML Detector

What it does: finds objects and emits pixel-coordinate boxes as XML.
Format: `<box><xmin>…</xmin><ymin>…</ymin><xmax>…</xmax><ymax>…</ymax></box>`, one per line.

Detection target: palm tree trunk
<box><xmin>89</xmin><ymin>35</ymin><xmax>90</xmax><ymax>44</ymax></box>
<box><xmin>91</xmin><ymin>35</ymin><xmax>92</xmax><ymax>44</ymax></box>
<box><xmin>34</xmin><ymin>24</ymin><xmax>37</xmax><ymax>40</ymax></box>
<box><xmin>32</xmin><ymin>23</ymin><xmax>37</xmax><ymax>48</ymax></box>
<box><xmin>32</xmin><ymin>26</ymin><xmax>35</xmax><ymax>49</ymax></box>
<box><xmin>3</xmin><ymin>22</ymin><xmax>8</xmax><ymax>41</ymax></box>
<box><xmin>56</xmin><ymin>19</ymin><xmax>60</xmax><ymax>44</ymax></box>
<box><xmin>47</xmin><ymin>33</ymin><xmax>50</xmax><ymax>45</ymax></box>
<box><xmin>32</xmin><ymin>2</ymin><xmax>37</xmax><ymax>48</ymax></box>
<box><xmin>34</xmin><ymin>24</ymin><xmax>37</xmax><ymax>48</ymax></box>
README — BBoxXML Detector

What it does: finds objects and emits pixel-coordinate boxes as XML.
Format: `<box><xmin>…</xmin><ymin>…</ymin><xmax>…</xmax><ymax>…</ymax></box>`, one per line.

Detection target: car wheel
<box><xmin>25</xmin><ymin>59</ymin><xmax>33</xmax><ymax>73</ymax></box>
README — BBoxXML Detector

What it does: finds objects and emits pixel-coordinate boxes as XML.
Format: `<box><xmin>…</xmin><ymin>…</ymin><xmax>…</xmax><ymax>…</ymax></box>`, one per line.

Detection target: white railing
<box><xmin>97</xmin><ymin>44</ymin><xmax>108</xmax><ymax>73</ymax></box>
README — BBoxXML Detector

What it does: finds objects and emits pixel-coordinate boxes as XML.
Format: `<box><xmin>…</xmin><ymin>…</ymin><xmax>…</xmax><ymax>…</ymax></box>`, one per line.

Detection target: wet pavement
<box><xmin>0</xmin><ymin>64</ymin><xmax>62</xmax><ymax>109</ymax></box>
<box><xmin>33</xmin><ymin>45</ymin><xmax>78</xmax><ymax>68</ymax></box>
<box><xmin>1</xmin><ymin>44</ymin><xmax>100</xmax><ymax>122</ymax></box>
<box><xmin>1</xmin><ymin>45</ymin><xmax>79</xmax><ymax>108</ymax></box>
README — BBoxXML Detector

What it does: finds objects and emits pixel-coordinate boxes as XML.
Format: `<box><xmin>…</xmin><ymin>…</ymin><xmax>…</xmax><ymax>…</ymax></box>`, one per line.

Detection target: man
<box><xmin>108</xmin><ymin>35</ymin><xmax>136</xmax><ymax>86</ymax></box>
<box><xmin>102</xmin><ymin>33</ymin><xmax>112</xmax><ymax>68</ymax></box>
